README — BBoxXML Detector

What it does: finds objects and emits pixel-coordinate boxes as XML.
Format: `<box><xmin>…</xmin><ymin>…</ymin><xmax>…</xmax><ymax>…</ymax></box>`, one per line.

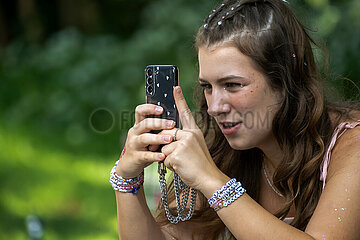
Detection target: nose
<box><xmin>207</xmin><ymin>89</ymin><xmax>231</xmax><ymax>117</ymax></box>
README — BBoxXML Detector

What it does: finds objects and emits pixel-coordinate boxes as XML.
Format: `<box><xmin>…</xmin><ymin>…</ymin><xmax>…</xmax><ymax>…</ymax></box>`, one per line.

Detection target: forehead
<box><xmin>198</xmin><ymin>45</ymin><xmax>261</xmax><ymax>81</ymax></box>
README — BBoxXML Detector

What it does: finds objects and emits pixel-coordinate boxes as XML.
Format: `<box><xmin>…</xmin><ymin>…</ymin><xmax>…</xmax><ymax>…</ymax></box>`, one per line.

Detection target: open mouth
<box><xmin>219</xmin><ymin>121</ymin><xmax>242</xmax><ymax>135</ymax></box>
<box><xmin>221</xmin><ymin>122</ymin><xmax>242</xmax><ymax>129</ymax></box>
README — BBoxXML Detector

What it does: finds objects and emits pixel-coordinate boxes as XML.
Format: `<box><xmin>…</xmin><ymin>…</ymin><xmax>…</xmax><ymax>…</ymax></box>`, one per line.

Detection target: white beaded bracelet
<box><xmin>208</xmin><ymin>178</ymin><xmax>246</xmax><ymax>211</ymax></box>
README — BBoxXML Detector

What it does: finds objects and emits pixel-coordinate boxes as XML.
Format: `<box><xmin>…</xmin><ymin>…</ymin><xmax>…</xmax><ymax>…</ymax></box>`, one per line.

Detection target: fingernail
<box><xmin>163</xmin><ymin>135</ymin><xmax>171</xmax><ymax>142</ymax></box>
<box><xmin>155</xmin><ymin>106</ymin><xmax>163</xmax><ymax>113</ymax></box>
<box><xmin>176</xmin><ymin>86</ymin><xmax>182</xmax><ymax>94</ymax></box>
<box><xmin>158</xmin><ymin>153</ymin><xmax>164</xmax><ymax>160</ymax></box>
<box><xmin>166</xmin><ymin>120</ymin><xmax>174</xmax><ymax>128</ymax></box>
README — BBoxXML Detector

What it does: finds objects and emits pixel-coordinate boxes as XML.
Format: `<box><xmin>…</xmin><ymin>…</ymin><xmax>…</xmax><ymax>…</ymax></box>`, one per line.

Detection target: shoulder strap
<box><xmin>320</xmin><ymin>120</ymin><xmax>360</xmax><ymax>190</ymax></box>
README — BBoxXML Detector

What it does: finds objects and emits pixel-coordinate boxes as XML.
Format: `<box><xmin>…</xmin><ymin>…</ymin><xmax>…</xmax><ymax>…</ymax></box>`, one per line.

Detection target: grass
<box><xmin>0</xmin><ymin>123</ymin><xmax>162</xmax><ymax>239</ymax></box>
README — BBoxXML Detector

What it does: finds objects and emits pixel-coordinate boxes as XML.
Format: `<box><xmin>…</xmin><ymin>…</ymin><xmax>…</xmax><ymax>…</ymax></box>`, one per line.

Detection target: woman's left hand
<box><xmin>159</xmin><ymin>86</ymin><xmax>227</xmax><ymax>193</ymax></box>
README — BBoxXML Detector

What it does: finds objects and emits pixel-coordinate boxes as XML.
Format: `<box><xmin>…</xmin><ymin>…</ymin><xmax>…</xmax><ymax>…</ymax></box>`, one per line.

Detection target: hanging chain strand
<box><xmin>158</xmin><ymin>161</ymin><xmax>197</xmax><ymax>224</ymax></box>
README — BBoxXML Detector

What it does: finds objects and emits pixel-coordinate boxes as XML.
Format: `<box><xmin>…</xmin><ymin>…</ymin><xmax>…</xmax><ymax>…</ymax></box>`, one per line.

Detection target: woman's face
<box><xmin>198</xmin><ymin>45</ymin><xmax>283</xmax><ymax>150</ymax></box>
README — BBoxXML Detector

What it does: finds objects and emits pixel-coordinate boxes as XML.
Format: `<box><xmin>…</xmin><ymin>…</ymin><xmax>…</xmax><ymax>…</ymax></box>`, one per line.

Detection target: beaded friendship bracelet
<box><xmin>110</xmin><ymin>160</ymin><xmax>144</xmax><ymax>194</ymax></box>
<box><xmin>109</xmin><ymin>147</ymin><xmax>144</xmax><ymax>194</ymax></box>
<box><xmin>208</xmin><ymin>178</ymin><xmax>246</xmax><ymax>211</ymax></box>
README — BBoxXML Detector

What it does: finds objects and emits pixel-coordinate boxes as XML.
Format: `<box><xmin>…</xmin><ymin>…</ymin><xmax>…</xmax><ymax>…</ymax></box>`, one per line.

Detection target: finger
<box><xmin>136</xmin><ymin>151</ymin><xmax>166</xmax><ymax>163</ymax></box>
<box><xmin>135</xmin><ymin>104</ymin><xmax>163</xmax><ymax>124</ymax></box>
<box><xmin>158</xmin><ymin>129</ymin><xmax>185</xmax><ymax>141</ymax></box>
<box><xmin>160</xmin><ymin>128</ymin><xmax>208</xmax><ymax>156</ymax></box>
<box><xmin>147</xmin><ymin>145</ymin><xmax>160</xmax><ymax>152</ymax></box>
<box><xmin>161</xmin><ymin>141</ymin><xmax>177</xmax><ymax>156</ymax></box>
<box><xmin>163</xmin><ymin>155</ymin><xmax>175</xmax><ymax>172</ymax></box>
<box><xmin>135</xmin><ymin>133</ymin><xmax>173</xmax><ymax>148</ymax></box>
<box><xmin>173</xmin><ymin>86</ymin><xmax>198</xmax><ymax>130</ymax></box>
<box><xmin>133</xmin><ymin>118</ymin><xmax>175</xmax><ymax>134</ymax></box>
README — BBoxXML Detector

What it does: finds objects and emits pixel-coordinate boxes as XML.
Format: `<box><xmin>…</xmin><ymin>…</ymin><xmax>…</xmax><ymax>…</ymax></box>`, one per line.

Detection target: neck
<box><xmin>259</xmin><ymin>137</ymin><xmax>283</xmax><ymax>174</ymax></box>
<box><xmin>262</xmin><ymin>154</ymin><xmax>278</xmax><ymax>177</ymax></box>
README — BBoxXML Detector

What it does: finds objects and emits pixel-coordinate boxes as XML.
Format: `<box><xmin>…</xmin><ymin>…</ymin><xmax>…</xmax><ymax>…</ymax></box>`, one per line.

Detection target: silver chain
<box><xmin>158</xmin><ymin>161</ymin><xmax>197</xmax><ymax>224</ymax></box>
<box><xmin>262</xmin><ymin>162</ymin><xmax>283</xmax><ymax>197</ymax></box>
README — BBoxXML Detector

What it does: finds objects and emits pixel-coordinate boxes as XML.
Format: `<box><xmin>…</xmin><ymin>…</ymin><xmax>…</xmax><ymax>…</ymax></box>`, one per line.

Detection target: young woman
<box><xmin>110</xmin><ymin>0</ymin><xmax>360</xmax><ymax>239</ymax></box>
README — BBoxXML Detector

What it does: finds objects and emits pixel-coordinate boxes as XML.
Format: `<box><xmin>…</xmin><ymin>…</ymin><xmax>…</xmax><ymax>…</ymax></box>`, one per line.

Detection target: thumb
<box><xmin>174</xmin><ymin>86</ymin><xmax>198</xmax><ymax>130</ymax></box>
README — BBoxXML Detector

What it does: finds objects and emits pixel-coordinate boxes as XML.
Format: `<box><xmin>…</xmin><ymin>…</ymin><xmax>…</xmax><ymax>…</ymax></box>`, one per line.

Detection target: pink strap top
<box><xmin>320</xmin><ymin>120</ymin><xmax>360</xmax><ymax>190</ymax></box>
<box><xmin>283</xmin><ymin>120</ymin><xmax>360</xmax><ymax>224</ymax></box>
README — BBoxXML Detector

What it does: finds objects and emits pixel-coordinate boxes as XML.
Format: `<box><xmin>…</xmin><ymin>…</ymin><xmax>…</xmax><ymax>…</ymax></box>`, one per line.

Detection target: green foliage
<box><xmin>0</xmin><ymin>123</ymin><xmax>118</xmax><ymax>239</ymax></box>
<box><xmin>301</xmin><ymin>0</ymin><xmax>360</xmax><ymax>98</ymax></box>
<box><xmin>0</xmin><ymin>0</ymin><xmax>358</xmax><ymax>239</ymax></box>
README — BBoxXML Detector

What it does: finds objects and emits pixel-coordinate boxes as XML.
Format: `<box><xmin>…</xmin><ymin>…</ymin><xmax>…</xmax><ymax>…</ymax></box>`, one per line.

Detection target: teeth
<box><xmin>223</xmin><ymin>122</ymin><xmax>239</xmax><ymax>128</ymax></box>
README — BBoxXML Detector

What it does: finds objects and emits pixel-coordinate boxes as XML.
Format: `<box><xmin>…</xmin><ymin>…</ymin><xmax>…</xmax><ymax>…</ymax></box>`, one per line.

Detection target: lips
<box><xmin>219</xmin><ymin>121</ymin><xmax>242</xmax><ymax>135</ymax></box>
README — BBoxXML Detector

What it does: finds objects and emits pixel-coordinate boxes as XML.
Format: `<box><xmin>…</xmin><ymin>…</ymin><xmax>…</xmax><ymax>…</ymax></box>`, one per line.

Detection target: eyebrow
<box><xmin>198</xmin><ymin>75</ymin><xmax>247</xmax><ymax>83</ymax></box>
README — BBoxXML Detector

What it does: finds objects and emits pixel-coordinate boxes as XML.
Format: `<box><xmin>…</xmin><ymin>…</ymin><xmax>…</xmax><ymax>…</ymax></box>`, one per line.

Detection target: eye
<box><xmin>224</xmin><ymin>82</ymin><xmax>244</xmax><ymax>90</ymax></box>
<box><xmin>199</xmin><ymin>83</ymin><xmax>212</xmax><ymax>90</ymax></box>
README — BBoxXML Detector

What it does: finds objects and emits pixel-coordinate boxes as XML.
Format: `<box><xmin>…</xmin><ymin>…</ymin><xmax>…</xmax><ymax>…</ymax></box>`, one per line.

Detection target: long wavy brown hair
<box><xmin>155</xmin><ymin>0</ymin><xmax>360</xmax><ymax>239</ymax></box>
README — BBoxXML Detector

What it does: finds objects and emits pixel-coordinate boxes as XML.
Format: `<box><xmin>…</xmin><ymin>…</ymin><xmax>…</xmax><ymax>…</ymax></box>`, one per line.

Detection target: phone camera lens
<box><xmin>147</xmin><ymin>68</ymin><xmax>152</xmax><ymax>76</ymax></box>
<box><xmin>147</xmin><ymin>76</ymin><xmax>153</xmax><ymax>84</ymax></box>
<box><xmin>147</xmin><ymin>85</ymin><xmax>153</xmax><ymax>94</ymax></box>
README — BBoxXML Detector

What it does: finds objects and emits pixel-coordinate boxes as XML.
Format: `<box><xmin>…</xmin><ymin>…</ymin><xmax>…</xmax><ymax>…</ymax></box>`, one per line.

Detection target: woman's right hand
<box><xmin>115</xmin><ymin>104</ymin><xmax>175</xmax><ymax>178</ymax></box>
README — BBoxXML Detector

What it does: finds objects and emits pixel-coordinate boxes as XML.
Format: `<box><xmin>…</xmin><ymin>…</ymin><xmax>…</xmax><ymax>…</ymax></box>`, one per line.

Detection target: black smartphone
<box><xmin>145</xmin><ymin>65</ymin><xmax>179</xmax><ymax>133</ymax></box>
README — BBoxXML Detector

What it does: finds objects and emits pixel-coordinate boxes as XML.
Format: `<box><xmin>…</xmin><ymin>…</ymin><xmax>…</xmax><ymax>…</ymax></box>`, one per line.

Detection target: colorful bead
<box><xmin>110</xmin><ymin>159</ymin><xmax>144</xmax><ymax>194</ymax></box>
<box><xmin>208</xmin><ymin>178</ymin><xmax>246</xmax><ymax>211</ymax></box>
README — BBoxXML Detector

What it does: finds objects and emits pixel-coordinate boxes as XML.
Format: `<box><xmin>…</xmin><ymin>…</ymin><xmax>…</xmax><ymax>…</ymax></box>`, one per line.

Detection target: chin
<box><xmin>226</xmin><ymin>139</ymin><xmax>254</xmax><ymax>151</ymax></box>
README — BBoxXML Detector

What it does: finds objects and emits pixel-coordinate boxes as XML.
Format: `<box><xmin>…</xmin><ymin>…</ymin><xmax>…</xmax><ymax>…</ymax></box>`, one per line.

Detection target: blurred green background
<box><xmin>0</xmin><ymin>0</ymin><xmax>359</xmax><ymax>239</ymax></box>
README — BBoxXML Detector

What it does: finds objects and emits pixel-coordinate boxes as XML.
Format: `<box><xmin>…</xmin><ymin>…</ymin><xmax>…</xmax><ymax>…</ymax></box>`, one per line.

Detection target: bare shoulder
<box><xmin>327</xmin><ymin>119</ymin><xmax>360</xmax><ymax>178</ymax></box>
<box><xmin>305</xmin><ymin>122</ymin><xmax>360</xmax><ymax>239</ymax></box>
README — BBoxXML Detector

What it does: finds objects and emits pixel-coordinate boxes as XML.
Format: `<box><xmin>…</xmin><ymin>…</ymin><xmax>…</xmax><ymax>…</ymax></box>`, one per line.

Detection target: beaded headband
<box><xmin>203</xmin><ymin>0</ymin><xmax>289</xmax><ymax>29</ymax></box>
